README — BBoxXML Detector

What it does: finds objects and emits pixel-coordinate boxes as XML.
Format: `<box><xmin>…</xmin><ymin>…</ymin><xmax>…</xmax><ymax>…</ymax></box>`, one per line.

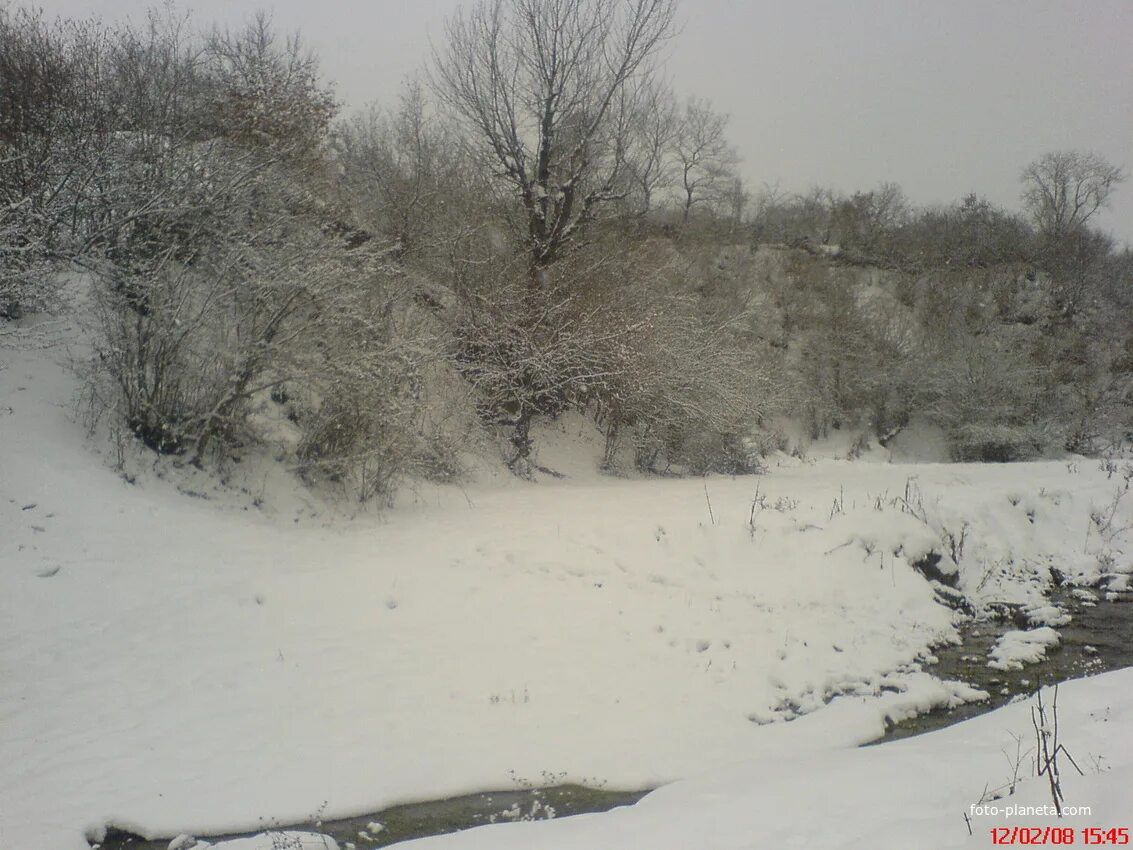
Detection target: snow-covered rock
<box><xmin>988</xmin><ymin>627</ymin><xmax>1061</xmax><ymax>670</ymax></box>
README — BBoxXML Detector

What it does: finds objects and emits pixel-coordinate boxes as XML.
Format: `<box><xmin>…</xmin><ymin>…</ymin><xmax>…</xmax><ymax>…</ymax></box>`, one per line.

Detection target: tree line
<box><xmin>2</xmin><ymin>1</ymin><xmax>1129</xmax><ymax>498</ymax></box>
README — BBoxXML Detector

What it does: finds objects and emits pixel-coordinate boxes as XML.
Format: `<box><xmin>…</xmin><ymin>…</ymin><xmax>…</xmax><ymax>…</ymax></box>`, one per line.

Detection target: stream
<box><xmin>92</xmin><ymin>784</ymin><xmax>650</xmax><ymax>850</ymax></box>
<box><xmin>877</xmin><ymin>586</ymin><xmax>1133</xmax><ymax>742</ymax></box>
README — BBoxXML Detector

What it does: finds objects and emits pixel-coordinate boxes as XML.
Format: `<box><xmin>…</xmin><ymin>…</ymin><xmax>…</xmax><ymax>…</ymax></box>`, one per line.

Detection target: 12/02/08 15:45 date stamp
<box><xmin>991</xmin><ymin>827</ymin><xmax>1129</xmax><ymax>845</ymax></box>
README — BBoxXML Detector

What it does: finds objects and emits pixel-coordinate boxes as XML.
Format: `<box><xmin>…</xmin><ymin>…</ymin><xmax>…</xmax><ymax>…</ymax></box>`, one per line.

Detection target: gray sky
<box><xmin>31</xmin><ymin>0</ymin><xmax>1133</xmax><ymax>245</ymax></box>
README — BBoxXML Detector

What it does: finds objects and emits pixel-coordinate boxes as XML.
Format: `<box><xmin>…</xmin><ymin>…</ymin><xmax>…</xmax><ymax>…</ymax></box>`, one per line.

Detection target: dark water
<box><xmin>92</xmin><ymin>592</ymin><xmax>1132</xmax><ymax>850</ymax></box>
<box><xmin>93</xmin><ymin>784</ymin><xmax>649</xmax><ymax>850</ymax></box>
<box><xmin>876</xmin><ymin>589</ymin><xmax>1133</xmax><ymax>743</ymax></box>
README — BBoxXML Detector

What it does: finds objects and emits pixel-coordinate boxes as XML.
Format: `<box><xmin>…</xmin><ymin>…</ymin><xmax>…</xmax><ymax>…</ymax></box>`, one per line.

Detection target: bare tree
<box><xmin>623</xmin><ymin>77</ymin><xmax>678</xmax><ymax>216</ymax></box>
<box><xmin>205</xmin><ymin>12</ymin><xmax>337</xmax><ymax>162</ymax></box>
<box><xmin>334</xmin><ymin>81</ymin><xmax>478</xmax><ymax>263</ymax></box>
<box><xmin>838</xmin><ymin>181</ymin><xmax>908</xmax><ymax>253</ymax></box>
<box><xmin>430</xmin><ymin>0</ymin><xmax>677</xmax><ymax>470</ymax></box>
<box><xmin>793</xmin><ymin>186</ymin><xmax>840</xmax><ymax>245</ymax></box>
<box><xmin>1021</xmin><ymin>150</ymin><xmax>1125</xmax><ymax>239</ymax></box>
<box><xmin>721</xmin><ymin>175</ymin><xmax>749</xmax><ymax>232</ymax></box>
<box><xmin>671</xmin><ymin>96</ymin><xmax>739</xmax><ymax>228</ymax></box>
<box><xmin>430</xmin><ymin>0</ymin><xmax>676</xmax><ymax>278</ymax></box>
<box><xmin>1020</xmin><ymin>152</ymin><xmax>1125</xmax><ymax>318</ymax></box>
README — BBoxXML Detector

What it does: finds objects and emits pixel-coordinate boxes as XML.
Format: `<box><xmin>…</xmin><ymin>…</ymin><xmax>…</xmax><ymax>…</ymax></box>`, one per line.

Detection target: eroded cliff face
<box><xmin>676</xmin><ymin>240</ymin><xmax>1129</xmax><ymax>460</ymax></box>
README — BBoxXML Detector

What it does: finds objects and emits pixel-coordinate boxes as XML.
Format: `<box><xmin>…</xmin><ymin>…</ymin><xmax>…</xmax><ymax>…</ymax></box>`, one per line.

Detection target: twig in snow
<box><xmin>1031</xmin><ymin>681</ymin><xmax>1084</xmax><ymax>818</ymax></box>
<box><xmin>829</xmin><ymin>484</ymin><xmax>844</xmax><ymax>519</ymax></box>
<box><xmin>703</xmin><ymin>479</ymin><xmax>716</xmax><ymax>526</ymax></box>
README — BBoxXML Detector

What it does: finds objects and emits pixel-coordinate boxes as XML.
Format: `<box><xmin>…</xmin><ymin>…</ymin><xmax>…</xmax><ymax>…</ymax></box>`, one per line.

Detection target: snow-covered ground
<box><xmin>393</xmin><ymin>668</ymin><xmax>1133</xmax><ymax>850</ymax></box>
<box><xmin>2</xmin><ymin>320</ymin><xmax>1132</xmax><ymax>850</ymax></box>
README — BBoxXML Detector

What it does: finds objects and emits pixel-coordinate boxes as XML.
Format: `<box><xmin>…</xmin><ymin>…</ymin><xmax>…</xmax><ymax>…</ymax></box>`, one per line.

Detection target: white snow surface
<box><xmin>988</xmin><ymin>627</ymin><xmax>1063</xmax><ymax>671</ymax></box>
<box><xmin>2</xmin><ymin>321</ymin><xmax>1132</xmax><ymax>849</ymax></box>
<box><xmin>1026</xmin><ymin>604</ymin><xmax>1073</xmax><ymax>628</ymax></box>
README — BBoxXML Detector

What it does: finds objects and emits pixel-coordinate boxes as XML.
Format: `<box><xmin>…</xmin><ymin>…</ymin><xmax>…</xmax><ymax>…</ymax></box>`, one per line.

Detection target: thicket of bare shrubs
<box><xmin>445</xmin><ymin>238</ymin><xmax>772</xmax><ymax>474</ymax></box>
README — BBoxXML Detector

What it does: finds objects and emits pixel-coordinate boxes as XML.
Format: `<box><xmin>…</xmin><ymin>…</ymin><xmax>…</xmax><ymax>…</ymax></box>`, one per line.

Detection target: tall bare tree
<box><xmin>430</xmin><ymin>0</ymin><xmax>677</xmax><ymax>470</ymax></box>
<box><xmin>1020</xmin><ymin>151</ymin><xmax>1125</xmax><ymax>317</ymax></box>
<box><xmin>431</xmin><ymin>0</ymin><xmax>676</xmax><ymax>279</ymax></box>
<box><xmin>1021</xmin><ymin>150</ymin><xmax>1125</xmax><ymax>239</ymax></box>
<box><xmin>671</xmin><ymin>96</ymin><xmax>738</xmax><ymax>228</ymax></box>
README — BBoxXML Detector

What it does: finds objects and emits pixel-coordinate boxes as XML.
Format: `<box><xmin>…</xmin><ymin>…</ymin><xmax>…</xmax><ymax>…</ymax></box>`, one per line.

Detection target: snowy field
<box><xmin>2</xmin><ymin>325</ymin><xmax>1132</xmax><ymax>850</ymax></box>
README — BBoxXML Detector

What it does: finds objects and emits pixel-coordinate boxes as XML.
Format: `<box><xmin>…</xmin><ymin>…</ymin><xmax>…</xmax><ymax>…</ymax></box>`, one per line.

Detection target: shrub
<box><xmin>949</xmin><ymin>423</ymin><xmax>1044</xmax><ymax>463</ymax></box>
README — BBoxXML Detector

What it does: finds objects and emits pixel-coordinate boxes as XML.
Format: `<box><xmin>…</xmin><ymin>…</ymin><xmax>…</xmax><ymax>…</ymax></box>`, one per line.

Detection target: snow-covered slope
<box><xmin>2</xmin><ymin>323</ymin><xmax>1131</xmax><ymax>850</ymax></box>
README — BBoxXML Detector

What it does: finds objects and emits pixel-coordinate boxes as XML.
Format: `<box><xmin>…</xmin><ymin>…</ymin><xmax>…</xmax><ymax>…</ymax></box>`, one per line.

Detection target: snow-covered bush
<box><xmin>86</xmin><ymin>137</ymin><xmax>343</xmax><ymax>454</ymax></box>
<box><xmin>203</xmin><ymin>13</ymin><xmax>337</xmax><ymax>164</ymax></box>
<box><xmin>293</xmin><ymin>298</ymin><xmax>464</xmax><ymax>502</ymax></box>
<box><xmin>569</xmin><ymin>243</ymin><xmax>775</xmax><ymax>474</ymax></box>
<box><xmin>84</xmin><ymin>140</ymin><xmax>455</xmax><ymax>499</ymax></box>
<box><xmin>595</xmin><ymin>301</ymin><xmax>773</xmax><ymax>475</ymax></box>
<box><xmin>919</xmin><ymin>330</ymin><xmax>1051</xmax><ymax>461</ymax></box>
<box><xmin>75</xmin><ymin>14</ymin><xmax>456</xmax><ymax>493</ymax></box>
<box><xmin>297</xmin><ymin>371</ymin><xmax>418</xmax><ymax>502</ymax></box>
<box><xmin>0</xmin><ymin>8</ymin><xmax>111</xmax><ymax>315</ymax></box>
<box><xmin>453</xmin><ymin>267</ymin><xmax>613</xmax><ymax>471</ymax></box>
<box><xmin>331</xmin><ymin>82</ymin><xmax>480</xmax><ymax>270</ymax></box>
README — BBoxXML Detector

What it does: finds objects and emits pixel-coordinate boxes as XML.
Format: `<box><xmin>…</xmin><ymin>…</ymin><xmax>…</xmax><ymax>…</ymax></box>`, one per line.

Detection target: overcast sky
<box><xmin>28</xmin><ymin>0</ymin><xmax>1133</xmax><ymax>245</ymax></box>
